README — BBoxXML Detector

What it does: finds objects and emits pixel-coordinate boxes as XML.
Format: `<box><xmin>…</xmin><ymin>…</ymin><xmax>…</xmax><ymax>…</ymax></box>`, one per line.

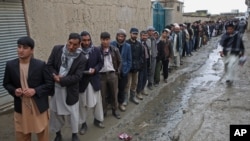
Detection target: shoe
<box><xmin>119</xmin><ymin>104</ymin><xmax>126</xmax><ymax>112</ymax></box>
<box><xmin>54</xmin><ymin>132</ymin><xmax>62</xmax><ymax>141</ymax></box>
<box><xmin>164</xmin><ymin>79</ymin><xmax>168</xmax><ymax>83</ymax></box>
<box><xmin>154</xmin><ymin>83</ymin><xmax>159</xmax><ymax>87</ymax></box>
<box><xmin>93</xmin><ymin>119</ymin><xmax>105</xmax><ymax>128</ymax></box>
<box><xmin>122</xmin><ymin>101</ymin><xmax>128</xmax><ymax>106</ymax></box>
<box><xmin>136</xmin><ymin>93</ymin><xmax>143</xmax><ymax>100</ymax></box>
<box><xmin>112</xmin><ymin>110</ymin><xmax>121</xmax><ymax>119</ymax></box>
<box><xmin>79</xmin><ymin>122</ymin><xmax>88</xmax><ymax>135</ymax></box>
<box><xmin>226</xmin><ymin>80</ymin><xmax>233</xmax><ymax>86</ymax></box>
<box><xmin>141</xmin><ymin>90</ymin><xmax>148</xmax><ymax>96</ymax></box>
<box><xmin>148</xmin><ymin>85</ymin><xmax>153</xmax><ymax>90</ymax></box>
<box><xmin>72</xmin><ymin>133</ymin><xmax>80</xmax><ymax>141</ymax></box>
<box><xmin>129</xmin><ymin>96</ymin><xmax>139</xmax><ymax>105</ymax></box>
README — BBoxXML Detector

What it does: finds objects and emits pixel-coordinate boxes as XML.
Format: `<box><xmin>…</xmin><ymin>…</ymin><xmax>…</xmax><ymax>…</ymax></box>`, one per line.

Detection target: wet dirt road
<box><xmin>1</xmin><ymin>34</ymin><xmax>250</xmax><ymax>141</ymax></box>
<box><xmin>99</xmin><ymin>34</ymin><xmax>250</xmax><ymax>141</ymax></box>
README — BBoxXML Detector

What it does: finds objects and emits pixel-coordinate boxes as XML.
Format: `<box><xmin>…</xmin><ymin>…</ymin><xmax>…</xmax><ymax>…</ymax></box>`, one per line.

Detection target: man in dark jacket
<box><xmin>99</xmin><ymin>32</ymin><xmax>122</xmax><ymax>119</ymax></box>
<box><xmin>78</xmin><ymin>31</ymin><xmax>104</xmax><ymax>135</ymax></box>
<box><xmin>219</xmin><ymin>21</ymin><xmax>245</xmax><ymax>85</ymax></box>
<box><xmin>47</xmin><ymin>33</ymin><xmax>87</xmax><ymax>141</ymax></box>
<box><xmin>110</xmin><ymin>29</ymin><xmax>132</xmax><ymax>112</ymax></box>
<box><xmin>126</xmin><ymin>27</ymin><xmax>144</xmax><ymax>104</ymax></box>
<box><xmin>3</xmin><ymin>36</ymin><xmax>54</xmax><ymax>141</ymax></box>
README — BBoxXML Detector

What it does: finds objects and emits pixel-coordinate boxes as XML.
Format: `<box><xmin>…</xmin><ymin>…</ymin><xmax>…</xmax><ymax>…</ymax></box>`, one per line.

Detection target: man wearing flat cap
<box><xmin>146</xmin><ymin>26</ymin><xmax>158</xmax><ymax>89</ymax></box>
<box><xmin>3</xmin><ymin>36</ymin><xmax>54</xmax><ymax>141</ymax></box>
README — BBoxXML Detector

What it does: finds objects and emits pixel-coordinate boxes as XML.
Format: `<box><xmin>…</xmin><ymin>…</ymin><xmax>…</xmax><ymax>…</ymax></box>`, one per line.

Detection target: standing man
<box><xmin>3</xmin><ymin>36</ymin><xmax>54</xmax><ymax>141</ymax></box>
<box><xmin>172</xmin><ymin>24</ymin><xmax>182</xmax><ymax>68</ymax></box>
<box><xmin>110</xmin><ymin>29</ymin><xmax>132</xmax><ymax>111</ymax></box>
<box><xmin>47</xmin><ymin>33</ymin><xmax>87</xmax><ymax>141</ymax></box>
<box><xmin>219</xmin><ymin>21</ymin><xmax>245</xmax><ymax>85</ymax></box>
<box><xmin>99</xmin><ymin>32</ymin><xmax>122</xmax><ymax>119</ymax></box>
<box><xmin>146</xmin><ymin>26</ymin><xmax>157</xmax><ymax>90</ymax></box>
<box><xmin>137</xmin><ymin>30</ymin><xmax>150</xmax><ymax>98</ymax></box>
<box><xmin>126</xmin><ymin>27</ymin><xmax>144</xmax><ymax>104</ymax></box>
<box><xmin>78</xmin><ymin>31</ymin><xmax>104</xmax><ymax>135</ymax></box>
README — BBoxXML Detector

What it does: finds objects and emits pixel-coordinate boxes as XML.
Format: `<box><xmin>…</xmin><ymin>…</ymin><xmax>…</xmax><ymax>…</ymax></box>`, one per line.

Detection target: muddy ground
<box><xmin>0</xmin><ymin>33</ymin><xmax>250</xmax><ymax>141</ymax></box>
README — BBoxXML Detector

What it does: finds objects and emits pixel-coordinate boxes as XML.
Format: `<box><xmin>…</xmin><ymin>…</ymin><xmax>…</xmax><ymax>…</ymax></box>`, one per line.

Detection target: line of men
<box><xmin>3</xmin><ymin>17</ymin><xmax>246</xmax><ymax>141</ymax></box>
<box><xmin>2</xmin><ymin>25</ymin><xmax>172</xmax><ymax>141</ymax></box>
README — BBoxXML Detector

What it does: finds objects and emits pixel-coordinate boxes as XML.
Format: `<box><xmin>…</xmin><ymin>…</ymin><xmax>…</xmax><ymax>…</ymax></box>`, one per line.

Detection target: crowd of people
<box><xmin>2</xmin><ymin>17</ymin><xmax>248</xmax><ymax>141</ymax></box>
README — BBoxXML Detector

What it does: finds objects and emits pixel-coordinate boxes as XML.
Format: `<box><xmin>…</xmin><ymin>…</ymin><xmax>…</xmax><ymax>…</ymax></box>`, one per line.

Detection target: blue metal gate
<box><xmin>153</xmin><ymin>2</ymin><xmax>165</xmax><ymax>33</ymax></box>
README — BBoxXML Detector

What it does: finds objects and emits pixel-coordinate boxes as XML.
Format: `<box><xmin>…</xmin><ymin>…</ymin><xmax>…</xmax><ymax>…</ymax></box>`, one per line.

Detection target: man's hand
<box><xmin>15</xmin><ymin>88</ymin><xmax>23</xmax><ymax>97</ymax></box>
<box><xmin>53</xmin><ymin>73</ymin><xmax>61</xmax><ymax>83</ymax></box>
<box><xmin>219</xmin><ymin>51</ymin><xmax>224</xmax><ymax>57</ymax></box>
<box><xmin>89</xmin><ymin>68</ymin><xmax>95</xmax><ymax>74</ymax></box>
<box><xmin>22</xmin><ymin>88</ymin><xmax>36</xmax><ymax>97</ymax></box>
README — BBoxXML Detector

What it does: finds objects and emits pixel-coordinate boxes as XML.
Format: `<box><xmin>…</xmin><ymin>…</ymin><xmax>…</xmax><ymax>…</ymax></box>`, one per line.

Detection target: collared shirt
<box><xmin>99</xmin><ymin>49</ymin><xmax>115</xmax><ymax>72</ymax></box>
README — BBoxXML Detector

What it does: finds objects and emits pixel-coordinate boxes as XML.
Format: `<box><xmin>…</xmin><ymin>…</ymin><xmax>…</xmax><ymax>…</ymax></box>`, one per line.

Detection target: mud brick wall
<box><xmin>24</xmin><ymin>0</ymin><xmax>152</xmax><ymax>61</ymax></box>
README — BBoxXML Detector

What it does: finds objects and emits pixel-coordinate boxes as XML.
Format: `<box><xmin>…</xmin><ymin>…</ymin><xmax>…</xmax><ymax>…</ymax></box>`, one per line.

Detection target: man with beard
<box><xmin>47</xmin><ymin>33</ymin><xmax>87</xmax><ymax>141</ymax></box>
<box><xmin>219</xmin><ymin>21</ymin><xmax>245</xmax><ymax>85</ymax></box>
<box><xmin>110</xmin><ymin>29</ymin><xmax>132</xmax><ymax>111</ymax></box>
<box><xmin>136</xmin><ymin>30</ymin><xmax>150</xmax><ymax>98</ymax></box>
<box><xmin>78</xmin><ymin>31</ymin><xmax>104</xmax><ymax>135</ymax></box>
<box><xmin>126</xmin><ymin>27</ymin><xmax>144</xmax><ymax>104</ymax></box>
<box><xmin>99</xmin><ymin>32</ymin><xmax>122</xmax><ymax>119</ymax></box>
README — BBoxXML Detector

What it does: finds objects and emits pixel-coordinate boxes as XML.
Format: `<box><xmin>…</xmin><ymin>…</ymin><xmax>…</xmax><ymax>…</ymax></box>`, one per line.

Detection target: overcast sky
<box><xmin>181</xmin><ymin>0</ymin><xmax>248</xmax><ymax>14</ymax></box>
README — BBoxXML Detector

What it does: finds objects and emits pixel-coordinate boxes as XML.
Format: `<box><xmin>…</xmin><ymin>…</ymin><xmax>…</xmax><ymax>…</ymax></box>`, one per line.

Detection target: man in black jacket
<box><xmin>126</xmin><ymin>28</ymin><xmax>144</xmax><ymax>104</ymax></box>
<box><xmin>3</xmin><ymin>36</ymin><xmax>54</xmax><ymax>141</ymax></box>
<box><xmin>47</xmin><ymin>33</ymin><xmax>87</xmax><ymax>141</ymax></box>
<box><xmin>78</xmin><ymin>31</ymin><xmax>104</xmax><ymax>135</ymax></box>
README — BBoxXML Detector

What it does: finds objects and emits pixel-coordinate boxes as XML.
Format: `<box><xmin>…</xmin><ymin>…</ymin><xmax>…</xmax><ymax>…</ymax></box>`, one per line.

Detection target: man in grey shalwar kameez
<box><xmin>47</xmin><ymin>33</ymin><xmax>87</xmax><ymax>141</ymax></box>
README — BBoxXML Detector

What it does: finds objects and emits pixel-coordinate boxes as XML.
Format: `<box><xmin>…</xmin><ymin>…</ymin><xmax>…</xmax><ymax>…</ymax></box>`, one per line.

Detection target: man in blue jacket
<box><xmin>110</xmin><ymin>29</ymin><xmax>132</xmax><ymax>111</ymax></box>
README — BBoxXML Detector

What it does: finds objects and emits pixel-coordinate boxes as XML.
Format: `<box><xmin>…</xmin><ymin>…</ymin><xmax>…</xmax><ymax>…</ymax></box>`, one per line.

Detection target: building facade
<box><xmin>0</xmin><ymin>0</ymin><xmax>152</xmax><ymax>109</ymax></box>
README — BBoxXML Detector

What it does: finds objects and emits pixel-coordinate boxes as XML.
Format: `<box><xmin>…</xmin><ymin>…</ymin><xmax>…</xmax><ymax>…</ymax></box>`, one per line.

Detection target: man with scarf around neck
<box><xmin>219</xmin><ymin>21</ymin><xmax>245</xmax><ymax>85</ymax></box>
<box><xmin>78</xmin><ymin>31</ymin><xmax>104</xmax><ymax>135</ymax></box>
<box><xmin>126</xmin><ymin>27</ymin><xmax>144</xmax><ymax>105</ymax></box>
<box><xmin>3</xmin><ymin>36</ymin><xmax>54</xmax><ymax>141</ymax></box>
<box><xmin>99</xmin><ymin>32</ymin><xmax>122</xmax><ymax>119</ymax></box>
<box><xmin>47</xmin><ymin>33</ymin><xmax>87</xmax><ymax>141</ymax></box>
<box><xmin>110</xmin><ymin>29</ymin><xmax>132</xmax><ymax>112</ymax></box>
<box><xmin>171</xmin><ymin>24</ymin><xmax>182</xmax><ymax>68</ymax></box>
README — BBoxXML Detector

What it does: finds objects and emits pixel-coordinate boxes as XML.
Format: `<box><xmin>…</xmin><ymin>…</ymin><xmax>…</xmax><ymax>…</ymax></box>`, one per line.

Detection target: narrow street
<box><xmin>0</xmin><ymin>33</ymin><xmax>250</xmax><ymax>141</ymax></box>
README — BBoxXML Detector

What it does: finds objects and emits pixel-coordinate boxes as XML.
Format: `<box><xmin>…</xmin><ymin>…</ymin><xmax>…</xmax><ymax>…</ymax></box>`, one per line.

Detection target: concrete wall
<box><xmin>171</xmin><ymin>1</ymin><xmax>183</xmax><ymax>24</ymax></box>
<box><xmin>183</xmin><ymin>16</ymin><xmax>210</xmax><ymax>23</ymax></box>
<box><xmin>24</xmin><ymin>0</ymin><xmax>152</xmax><ymax>61</ymax></box>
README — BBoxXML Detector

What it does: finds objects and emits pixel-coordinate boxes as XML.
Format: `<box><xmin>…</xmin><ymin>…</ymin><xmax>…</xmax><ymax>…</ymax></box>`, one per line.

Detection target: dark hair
<box><xmin>140</xmin><ymin>30</ymin><xmax>147</xmax><ymax>36</ymax></box>
<box><xmin>100</xmin><ymin>32</ymin><xmax>110</xmax><ymax>39</ymax></box>
<box><xmin>68</xmin><ymin>33</ymin><xmax>81</xmax><ymax>43</ymax></box>
<box><xmin>17</xmin><ymin>36</ymin><xmax>35</xmax><ymax>49</ymax></box>
<box><xmin>225</xmin><ymin>21</ymin><xmax>235</xmax><ymax>29</ymax></box>
<box><xmin>80</xmin><ymin>31</ymin><xmax>91</xmax><ymax>37</ymax></box>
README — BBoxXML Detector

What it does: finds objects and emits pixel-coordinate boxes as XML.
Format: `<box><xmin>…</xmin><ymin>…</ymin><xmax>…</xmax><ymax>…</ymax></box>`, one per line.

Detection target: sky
<box><xmin>181</xmin><ymin>0</ymin><xmax>248</xmax><ymax>14</ymax></box>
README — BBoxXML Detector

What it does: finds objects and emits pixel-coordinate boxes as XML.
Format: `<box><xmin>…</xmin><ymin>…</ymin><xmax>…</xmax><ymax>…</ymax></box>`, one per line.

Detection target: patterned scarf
<box><xmin>59</xmin><ymin>44</ymin><xmax>82</xmax><ymax>76</ymax></box>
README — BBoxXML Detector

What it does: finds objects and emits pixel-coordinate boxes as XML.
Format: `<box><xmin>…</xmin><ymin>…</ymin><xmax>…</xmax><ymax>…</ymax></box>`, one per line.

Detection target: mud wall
<box><xmin>24</xmin><ymin>0</ymin><xmax>152</xmax><ymax>60</ymax></box>
<box><xmin>183</xmin><ymin>16</ymin><xmax>210</xmax><ymax>23</ymax></box>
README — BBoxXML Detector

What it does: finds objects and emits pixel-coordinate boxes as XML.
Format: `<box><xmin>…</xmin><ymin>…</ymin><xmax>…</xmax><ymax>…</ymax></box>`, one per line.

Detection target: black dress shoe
<box><xmin>94</xmin><ymin>118</ymin><xmax>105</xmax><ymax>128</ymax></box>
<box><xmin>72</xmin><ymin>133</ymin><xmax>80</xmax><ymax>141</ymax></box>
<box><xmin>79</xmin><ymin>122</ymin><xmax>88</xmax><ymax>135</ymax></box>
<box><xmin>112</xmin><ymin>110</ymin><xmax>121</xmax><ymax>119</ymax></box>
<box><xmin>54</xmin><ymin>133</ymin><xmax>62</xmax><ymax>141</ymax></box>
